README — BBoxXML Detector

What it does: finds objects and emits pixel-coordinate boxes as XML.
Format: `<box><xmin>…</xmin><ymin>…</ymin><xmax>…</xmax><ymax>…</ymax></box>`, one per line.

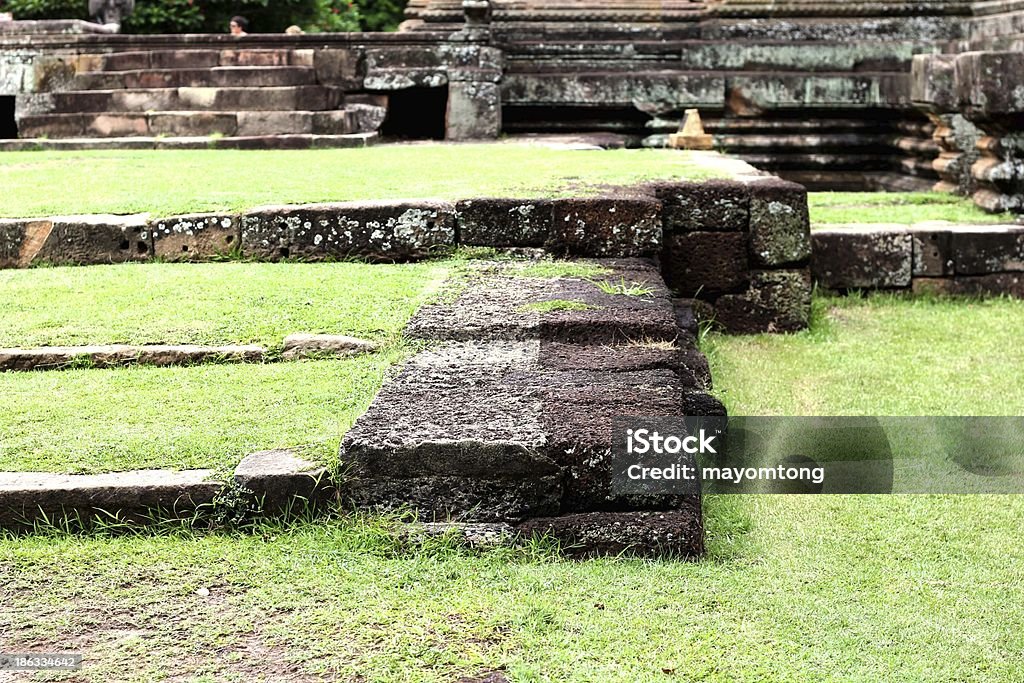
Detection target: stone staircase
<box><xmin>17</xmin><ymin>48</ymin><xmax>384</xmax><ymax>147</ymax></box>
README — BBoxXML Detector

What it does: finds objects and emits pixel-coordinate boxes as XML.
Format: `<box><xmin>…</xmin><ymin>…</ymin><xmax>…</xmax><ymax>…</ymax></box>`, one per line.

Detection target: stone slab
<box><xmin>281</xmin><ymin>334</ymin><xmax>378</xmax><ymax>360</ymax></box>
<box><xmin>811</xmin><ymin>227</ymin><xmax>913</xmax><ymax>289</ymax></box>
<box><xmin>151</xmin><ymin>213</ymin><xmax>240</xmax><ymax>261</ymax></box>
<box><xmin>0</xmin><ymin>214</ymin><xmax>152</xmax><ymax>267</ymax></box>
<box><xmin>241</xmin><ymin>201</ymin><xmax>456</xmax><ymax>262</ymax></box>
<box><xmin>406</xmin><ymin>259</ymin><xmax>677</xmax><ymax>344</ymax></box>
<box><xmin>646</xmin><ymin>179</ymin><xmax>750</xmax><ymax>232</ymax></box>
<box><xmin>456</xmin><ymin>197</ymin><xmax>553</xmax><ymax>247</ymax></box>
<box><xmin>517</xmin><ymin>508</ymin><xmax>704</xmax><ymax>558</ymax></box>
<box><xmin>547</xmin><ymin>196</ymin><xmax>662</xmax><ymax>258</ymax></box>
<box><xmin>0</xmin><ymin>469</ymin><xmax>220</xmax><ymax>528</ymax></box>
<box><xmin>0</xmin><ymin>344</ymin><xmax>265</xmax><ymax>371</ymax></box>
<box><xmin>233</xmin><ymin>449</ymin><xmax>329</xmax><ymax>513</ymax></box>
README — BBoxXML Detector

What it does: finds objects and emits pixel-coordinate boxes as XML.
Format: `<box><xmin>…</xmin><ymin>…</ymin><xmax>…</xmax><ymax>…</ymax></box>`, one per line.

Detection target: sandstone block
<box><xmin>456</xmin><ymin>198</ymin><xmax>553</xmax><ymax>247</ymax></box>
<box><xmin>548</xmin><ymin>196</ymin><xmax>662</xmax><ymax>257</ymax></box>
<box><xmin>812</xmin><ymin>228</ymin><xmax>912</xmax><ymax>289</ymax></box>
<box><xmin>748</xmin><ymin>179</ymin><xmax>812</xmax><ymax>267</ymax></box>
<box><xmin>151</xmin><ymin>213</ymin><xmax>240</xmax><ymax>261</ymax></box>
<box><xmin>715</xmin><ymin>269</ymin><xmax>813</xmax><ymax>334</ymax></box>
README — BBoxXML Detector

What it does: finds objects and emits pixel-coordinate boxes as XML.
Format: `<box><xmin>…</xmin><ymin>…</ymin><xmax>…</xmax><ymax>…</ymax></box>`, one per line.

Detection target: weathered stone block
<box><xmin>748</xmin><ymin>179</ymin><xmax>812</xmax><ymax>267</ymax></box>
<box><xmin>956</xmin><ymin>52</ymin><xmax>1024</xmax><ymax>117</ymax></box>
<box><xmin>21</xmin><ymin>215</ymin><xmax>152</xmax><ymax>266</ymax></box>
<box><xmin>0</xmin><ymin>220</ymin><xmax>25</xmax><ymax>268</ymax></box>
<box><xmin>908</xmin><ymin>225</ymin><xmax>953</xmax><ymax>276</ymax></box>
<box><xmin>456</xmin><ymin>198</ymin><xmax>552</xmax><ymax>247</ymax></box>
<box><xmin>812</xmin><ymin>228</ymin><xmax>913</xmax><ymax>289</ymax></box>
<box><xmin>912</xmin><ymin>273</ymin><xmax>1024</xmax><ymax>297</ymax></box>
<box><xmin>951</xmin><ymin>227</ymin><xmax>1024</xmax><ymax>274</ymax></box>
<box><xmin>646</xmin><ymin>180</ymin><xmax>750</xmax><ymax>232</ymax></box>
<box><xmin>237</xmin><ymin>111</ymin><xmax>312</xmax><ymax>136</ymax></box>
<box><xmin>911</xmin><ymin>53</ymin><xmax>958</xmax><ymax>112</ymax></box>
<box><xmin>242</xmin><ymin>201</ymin><xmax>456</xmax><ymax>262</ymax></box>
<box><xmin>281</xmin><ymin>334</ymin><xmax>377</xmax><ymax>360</ymax></box>
<box><xmin>539</xmin><ymin>368</ymin><xmax>689</xmax><ymax>512</ymax></box>
<box><xmin>548</xmin><ymin>196</ymin><xmax>662</xmax><ymax>257</ymax></box>
<box><xmin>314</xmin><ymin>48</ymin><xmax>363</xmax><ymax>87</ymax></box>
<box><xmin>662</xmin><ymin>231</ymin><xmax>749</xmax><ymax>296</ymax></box>
<box><xmin>345</xmin><ymin>104</ymin><xmax>387</xmax><ymax>134</ymax></box>
<box><xmin>447</xmin><ymin>80</ymin><xmax>501</xmax><ymax>140</ymax></box>
<box><xmin>151</xmin><ymin>214</ymin><xmax>240</xmax><ymax>261</ymax></box>
<box><xmin>517</xmin><ymin>507</ymin><xmax>703</xmax><ymax>558</ymax></box>
<box><xmin>715</xmin><ymin>269</ymin><xmax>813</xmax><ymax>334</ymax></box>
<box><xmin>233</xmin><ymin>449</ymin><xmax>329</xmax><ymax>513</ymax></box>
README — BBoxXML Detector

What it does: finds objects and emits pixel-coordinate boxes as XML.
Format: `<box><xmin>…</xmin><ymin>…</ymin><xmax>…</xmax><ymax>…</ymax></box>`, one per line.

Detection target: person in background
<box><xmin>285</xmin><ymin>25</ymin><xmax>304</xmax><ymax>35</ymax></box>
<box><xmin>229</xmin><ymin>16</ymin><xmax>249</xmax><ymax>36</ymax></box>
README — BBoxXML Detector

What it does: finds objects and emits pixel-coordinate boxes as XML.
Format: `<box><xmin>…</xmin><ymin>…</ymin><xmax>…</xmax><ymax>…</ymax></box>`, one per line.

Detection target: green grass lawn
<box><xmin>808</xmin><ymin>192</ymin><xmax>1017</xmax><ymax>226</ymax></box>
<box><xmin>1</xmin><ymin>496</ymin><xmax>1021</xmax><ymax>682</ymax></box>
<box><xmin>703</xmin><ymin>294</ymin><xmax>1024</xmax><ymax>416</ymax></box>
<box><xmin>0</xmin><ymin>354</ymin><xmax>406</xmax><ymax>474</ymax></box>
<box><xmin>0</xmin><ymin>261</ymin><xmax>447</xmax><ymax>348</ymax></box>
<box><xmin>0</xmin><ymin>261</ymin><xmax>449</xmax><ymax>473</ymax></box>
<box><xmin>4</xmin><ymin>289</ymin><xmax>1024</xmax><ymax>679</ymax></box>
<box><xmin>0</xmin><ymin>145</ymin><xmax>727</xmax><ymax>218</ymax></box>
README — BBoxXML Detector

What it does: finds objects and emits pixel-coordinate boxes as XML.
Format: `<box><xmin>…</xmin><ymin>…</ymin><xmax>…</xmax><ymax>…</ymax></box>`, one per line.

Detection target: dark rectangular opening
<box><xmin>377</xmin><ymin>87</ymin><xmax>447</xmax><ymax>140</ymax></box>
<box><xmin>0</xmin><ymin>97</ymin><xmax>17</xmax><ymax>139</ymax></box>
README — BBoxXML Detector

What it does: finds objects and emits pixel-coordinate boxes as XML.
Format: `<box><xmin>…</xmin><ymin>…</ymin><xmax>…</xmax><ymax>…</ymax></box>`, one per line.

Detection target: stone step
<box><xmin>18</xmin><ymin>110</ymin><xmax>359</xmax><ymax>138</ymax></box>
<box><xmin>0</xmin><ymin>133</ymin><xmax>378</xmax><ymax>152</ymax></box>
<box><xmin>73</xmin><ymin>66</ymin><xmax>316</xmax><ymax>90</ymax></box>
<box><xmin>94</xmin><ymin>48</ymin><xmax>307</xmax><ymax>71</ymax></box>
<box><xmin>50</xmin><ymin>86</ymin><xmax>340</xmax><ymax>114</ymax></box>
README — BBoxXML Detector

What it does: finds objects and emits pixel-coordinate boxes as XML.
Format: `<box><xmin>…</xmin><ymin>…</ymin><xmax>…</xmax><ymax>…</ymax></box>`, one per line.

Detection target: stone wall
<box><xmin>812</xmin><ymin>224</ymin><xmax>1024</xmax><ymax>296</ymax></box>
<box><xmin>0</xmin><ymin>179</ymin><xmax>814</xmax><ymax>334</ymax></box>
<box><xmin>913</xmin><ymin>50</ymin><xmax>1024</xmax><ymax>213</ymax></box>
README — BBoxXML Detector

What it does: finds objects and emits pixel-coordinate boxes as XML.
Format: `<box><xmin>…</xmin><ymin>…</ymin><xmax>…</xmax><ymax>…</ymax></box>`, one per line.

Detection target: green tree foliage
<box><xmin>351</xmin><ymin>0</ymin><xmax>406</xmax><ymax>31</ymax></box>
<box><xmin>0</xmin><ymin>0</ymin><xmax>377</xmax><ymax>33</ymax></box>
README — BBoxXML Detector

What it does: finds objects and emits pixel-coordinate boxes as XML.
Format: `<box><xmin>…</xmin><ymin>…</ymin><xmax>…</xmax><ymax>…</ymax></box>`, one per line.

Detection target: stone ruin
<box><xmin>2</xmin><ymin>0</ymin><xmax>1024</xmax><ymax>553</ymax></box>
<box><xmin>0</xmin><ymin>0</ymin><xmax>1022</xmax><ymax>210</ymax></box>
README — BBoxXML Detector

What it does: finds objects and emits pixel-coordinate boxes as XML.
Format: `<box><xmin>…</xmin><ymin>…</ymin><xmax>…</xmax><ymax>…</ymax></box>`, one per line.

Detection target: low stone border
<box><xmin>0</xmin><ymin>344</ymin><xmax>265</xmax><ymax>371</ymax></box>
<box><xmin>0</xmin><ymin>133</ymin><xmax>378</xmax><ymax>152</ymax></box>
<box><xmin>0</xmin><ymin>449</ymin><xmax>328</xmax><ymax>529</ymax></box>
<box><xmin>0</xmin><ymin>176</ymin><xmax>813</xmax><ymax>334</ymax></box>
<box><xmin>812</xmin><ymin>223</ymin><xmax>1024</xmax><ymax>296</ymax></box>
<box><xmin>0</xmin><ymin>335</ymin><xmax>377</xmax><ymax>372</ymax></box>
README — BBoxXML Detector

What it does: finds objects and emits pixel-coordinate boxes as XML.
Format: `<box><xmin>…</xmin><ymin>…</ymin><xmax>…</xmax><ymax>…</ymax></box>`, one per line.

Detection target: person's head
<box><xmin>229</xmin><ymin>16</ymin><xmax>249</xmax><ymax>35</ymax></box>
<box><xmin>284</xmin><ymin>25</ymin><xmax>304</xmax><ymax>35</ymax></box>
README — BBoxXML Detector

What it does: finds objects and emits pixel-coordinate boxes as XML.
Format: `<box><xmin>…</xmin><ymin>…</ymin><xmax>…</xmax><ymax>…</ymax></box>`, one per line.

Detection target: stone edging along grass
<box><xmin>812</xmin><ymin>223</ymin><xmax>1024</xmax><ymax>296</ymax></box>
<box><xmin>0</xmin><ymin>334</ymin><xmax>376</xmax><ymax>371</ymax></box>
<box><xmin>0</xmin><ymin>449</ymin><xmax>328</xmax><ymax>532</ymax></box>
<box><xmin>0</xmin><ymin>177</ymin><xmax>814</xmax><ymax>334</ymax></box>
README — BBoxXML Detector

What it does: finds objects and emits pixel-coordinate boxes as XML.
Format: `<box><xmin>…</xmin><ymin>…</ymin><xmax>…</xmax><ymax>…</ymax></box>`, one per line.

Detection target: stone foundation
<box><xmin>0</xmin><ymin>177</ymin><xmax>814</xmax><ymax>335</ymax></box>
<box><xmin>812</xmin><ymin>224</ymin><xmax>1024</xmax><ymax>296</ymax></box>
